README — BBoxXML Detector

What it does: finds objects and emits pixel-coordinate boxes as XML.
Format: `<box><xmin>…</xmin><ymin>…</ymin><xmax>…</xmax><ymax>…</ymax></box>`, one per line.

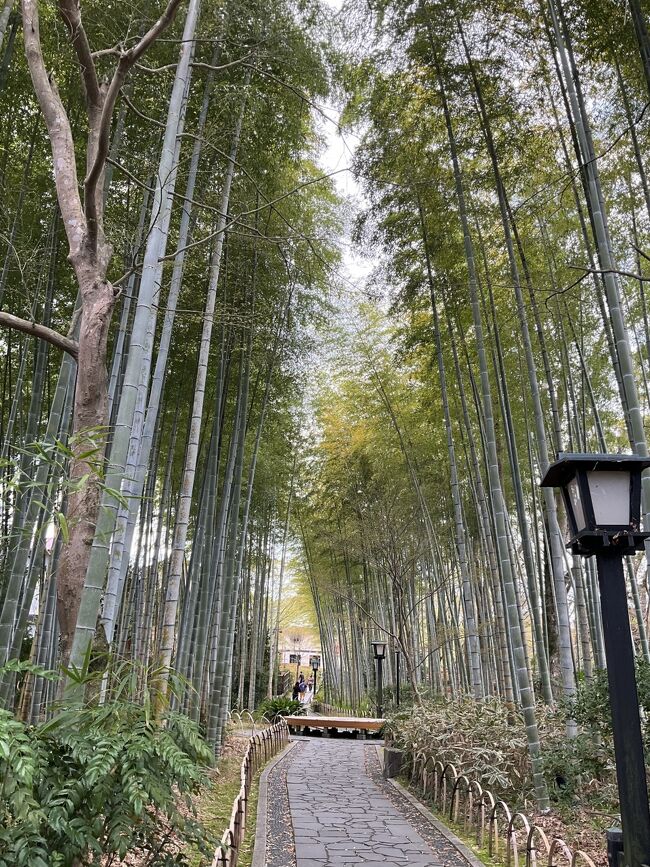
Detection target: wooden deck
<box><xmin>284</xmin><ymin>714</ymin><xmax>385</xmax><ymax>737</ymax></box>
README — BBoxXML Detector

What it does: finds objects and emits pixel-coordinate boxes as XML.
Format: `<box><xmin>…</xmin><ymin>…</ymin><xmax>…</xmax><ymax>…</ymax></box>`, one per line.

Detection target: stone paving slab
<box><xmin>284</xmin><ymin>740</ymin><xmax>452</xmax><ymax>867</ymax></box>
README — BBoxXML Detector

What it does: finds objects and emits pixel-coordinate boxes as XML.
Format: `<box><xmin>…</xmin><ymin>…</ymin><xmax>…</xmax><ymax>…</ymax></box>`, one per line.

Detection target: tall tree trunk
<box><xmin>417</xmin><ymin>197</ymin><xmax>482</xmax><ymax>699</ymax></box>
<box><xmin>65</xmin><ymin>1</ymin><xmax>199</xmax><ymax>676</ymax></box>
<box><xmin>460</xmin><ymin>24</ymin><xmax>575</xmax><ymax>720</ymax></box>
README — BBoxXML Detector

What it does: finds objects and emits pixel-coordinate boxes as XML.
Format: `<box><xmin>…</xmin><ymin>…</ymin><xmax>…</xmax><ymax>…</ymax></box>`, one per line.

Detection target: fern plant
<box><xmin>0</xmin><ymin>662</ymin><xmax>216</xmax><ymax>866</ymax></box>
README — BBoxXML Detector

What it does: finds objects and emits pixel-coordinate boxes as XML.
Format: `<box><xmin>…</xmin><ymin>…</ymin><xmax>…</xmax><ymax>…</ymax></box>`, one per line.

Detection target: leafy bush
<box><xmin>389</xmin><ymin>696</ymin><xmax>532</xmax><ymax>797</ymax></box>
<box><xmin>540</xmin><ymin>731</ymin><xmax>615</xmax><ymax>804</ymax></box>
<box><xmin>570</xmin><ymin>660</ymin><xmax>650</xmax><ymax>746</ymax></box>
<box><xmin>571</xmin><ymin>668</ymin><xmax>612</xmax><ymax>737</ymax></box>
<box><xmin>379</xmin><ymin>683</ymin><xmax>424</xmax><ymax>709</ymax></box>
<box><xmin>533</xmin><ymin>669</ymin><xmax>620</xmax><ymax>806</ymax></box>
<box><xmin>0</xmin><ymin>693</ymin><xmax>215</xmax><ymax>866</ymax></box>
<box><xmin>258</xmin><ymin>696</ymin><xmax>304</xmax><ymax>721</ymax></box>
<box><xmin>389</xmin><ymin>666</ymin><xmax>650</xmax><ymax>812</ymax></box>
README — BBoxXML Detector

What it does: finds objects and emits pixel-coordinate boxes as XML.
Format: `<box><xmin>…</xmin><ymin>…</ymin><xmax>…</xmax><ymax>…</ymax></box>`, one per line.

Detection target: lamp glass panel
<box><xmin>587</xmin><ymin>470</ymin><xmax>630</xmax><ymax>526</ymax></box>
<box><xmin>567</xmin><ymin>477</ymin><xmax>586</xmax><ymax>532</ymax></box>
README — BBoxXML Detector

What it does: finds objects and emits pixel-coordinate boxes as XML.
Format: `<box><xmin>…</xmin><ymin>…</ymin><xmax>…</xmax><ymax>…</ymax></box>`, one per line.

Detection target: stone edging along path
<box><xmin>251</xmin><ymin>739</ymin><xmax>300</xmax><ymax>867</ymax></box>
<box><xmin>252</xmin><ymin>738</ymin><xmax>483</xmax><ymax>867</ymax></box>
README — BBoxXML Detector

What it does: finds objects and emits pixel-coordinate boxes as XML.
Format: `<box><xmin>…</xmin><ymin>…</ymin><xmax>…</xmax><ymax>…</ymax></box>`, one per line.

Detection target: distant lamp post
<box><xmin>310</xmin><ymin>655</ymin><xmax>320</xmax><ymax>696</ymax></box>
<box><xmin>371</xmin><ymin>639</ymin><xmax>387</xmax><ymax>718</ymax></box>
<box><xmin>541</xmin><ymin>452</ymin><xmax>650</xmax><ymax>867</ymax></box>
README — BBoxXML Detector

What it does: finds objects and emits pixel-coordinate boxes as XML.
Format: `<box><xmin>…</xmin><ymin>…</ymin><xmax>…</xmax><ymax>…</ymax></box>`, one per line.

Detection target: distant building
<box><xmin>278</xmin><ymin>646</ymin><xmax>322</xmax><ymax>679</ymax></box>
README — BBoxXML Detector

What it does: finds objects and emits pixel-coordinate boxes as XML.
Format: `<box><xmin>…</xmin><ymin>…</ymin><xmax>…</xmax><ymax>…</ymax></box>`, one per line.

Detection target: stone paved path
<box><xmin>284</xmin><ymin>740</ymin><xmax>459</xmax><ymax>867</ymax></box>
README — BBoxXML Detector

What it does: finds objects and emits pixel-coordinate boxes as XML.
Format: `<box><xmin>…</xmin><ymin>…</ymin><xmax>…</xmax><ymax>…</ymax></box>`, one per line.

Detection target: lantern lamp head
<box><xmin>310</xmin><ymin>655</ymin><xmax>320</xmax><ymax>671</ymax></box>
<box><xmin>540</xmin><ymin>452</ymin><xmax>650</xmax><ymax>556</ymax></box>
<box><xmin>371</xmin><ymin>639</ymin><xmax>387</xmax><ymax>660</ymax></box>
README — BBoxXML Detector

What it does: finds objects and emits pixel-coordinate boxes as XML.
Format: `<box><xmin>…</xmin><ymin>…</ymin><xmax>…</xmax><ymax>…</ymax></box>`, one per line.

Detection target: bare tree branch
<box><xmin>122</xmin><ymin>93</ymin><xmax>166</xmax><ymax>128</ymax></box>
<box><xmin>84</xmin><ymin>0</ymin><xmax>186</xmax><ymax>253</ymax></box>
<box><xmin>0</xmin><ymin>311</ymin><xmax>79</xmax><ymax>359</ymax></box>
<box><xmin>134</xmin><ymin>53</ymin><xmax>257</xmax><ymax>73</ymax></box>
<box><xmin>158</xmin><ymin>168</ymin><xmax>346</xmax><ymax>261</ymax></box>
<box><xmin>57</xmin><ymin>0</ymin><xmax>101</xmax><ymax>109</ymax></box>
<box><xmin>634</xmin><ymin>245</ymin><xmax>650</xmax><ymax>265</ymax></box>
<box><xmin>22</xmin><ymin>0</ymin><xmax>85</xmax><ymax>256</ymax></box>
<box><xmin>568</xmin><ymin>263</ymin><xmax>650</xmax><ymax>282</ymax></box>
<box><xmin>330</xmin><ymin>589</ymin><xmax>398</xmax><ymax>640</ymax></box>
<box><xmin>127</xmin><ymin>0</ymin><xmax>185</xmax><ymax>64</ymax></box>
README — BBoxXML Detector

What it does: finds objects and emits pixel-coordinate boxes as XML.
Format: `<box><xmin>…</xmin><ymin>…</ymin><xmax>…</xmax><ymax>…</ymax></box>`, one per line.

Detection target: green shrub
<box><xmin>258</xmin><ymin>696</ymin><xmax>304</xmax><ymax>721</ymax></box>
<box><xmin>571</xmin><ymin>668</ymin><xmax>612</xmax><ymax>736</ymax></box>
<box><xmin>0</xmin><ymin>676</ymin><xmax>216</xmax><ymax>866</ymax></box>
<box><xmin>540</xmin><ymin>731</ymin><xmax>615</xmax><ymax>804</ymax></box>
<box><xmin>389</xmin><ymin>696</ymin><xmax>532</xmax><ymax>797</ymax></box>
<box><xmin>570</xmin><ymin>660</ymin><xmax>650</xmax><ymax>745</ymax></box>
<box><xmin>388</xmin><ymin>670</ymin><xmax>650</xmax><ymax>814</ymax></box>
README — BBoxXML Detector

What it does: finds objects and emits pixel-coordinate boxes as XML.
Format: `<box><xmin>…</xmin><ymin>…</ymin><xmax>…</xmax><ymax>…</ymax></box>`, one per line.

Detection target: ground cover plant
<box><xmin>187</xmin><ymin>735</ymin><xmax>261</xmax><ymax>867</ymax></box>
<box><xmin>388</xmin><ymin>696</ymin><xmax>532</xmax><ymax>798</ymax></box>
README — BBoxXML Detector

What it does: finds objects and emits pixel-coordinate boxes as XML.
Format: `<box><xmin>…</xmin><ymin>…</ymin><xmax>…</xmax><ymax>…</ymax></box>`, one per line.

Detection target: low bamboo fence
<box><xmin>212</xmin><ymin>718</ymin><xmax>289</xmax><ymax>867</ymax></box>
<box><xmin>409</xmin><ymin>751</ymin><xmax>599</xmax><ymax>867</ymax></box>
<box><xmin>226</xmin><ymin>709</ymin><xmax>272</xmax><ymax>733</ymax></box>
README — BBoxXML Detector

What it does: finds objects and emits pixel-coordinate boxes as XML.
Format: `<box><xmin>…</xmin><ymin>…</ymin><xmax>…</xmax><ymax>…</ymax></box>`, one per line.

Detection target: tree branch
<box><xmin>0</xmin><ymin>311</ymin><xmax>79</xmax><ymax>359</ymax></box>
<box><xmin>22</xmin><ymin>0</ymin><xmax>85</xmax><ymax>255</ymax></box>
<box><xmin>568</xmin><ymin>263</ymin><xmax>650</xmax><ymax>282</ymax></box>
<box><xmin>133</xmin><ymin>53</ymin><xmax>258</xmax><ymax>74</ymax></box>
<box><xmin>84</xmin><ymin>0</ymin><xmax>185</xmax><ymax>254</ymax></box>
<box><xmin>127</xmin><ymin>0</ymin><xmax>186</xmax><ymax>64</ymax></box>
<box><xmin>57</xmin><ymin>0</ymin><xmax>101</xmax><ymax>109</ymax></box>
<box><xmin>158</xmin><ymin>168</ymin><xmax>346</xmax><ymax>261</ymax></box>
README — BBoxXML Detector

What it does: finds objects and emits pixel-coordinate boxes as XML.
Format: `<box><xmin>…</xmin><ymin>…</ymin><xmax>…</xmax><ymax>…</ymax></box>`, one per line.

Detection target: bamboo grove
<box><xmin>0</xmin><ymin>0</ymin><xmax>337</xmax><ymax>755</ymax></box>
<box><xmin>3</xmin><ymin>0</ymin><xmax>650</xmax><ymax>817</ymax></box>
<box><xmin>297</xmin><ymin>0</ymin><xmax>650</xmax><ymax>810</ymax></box>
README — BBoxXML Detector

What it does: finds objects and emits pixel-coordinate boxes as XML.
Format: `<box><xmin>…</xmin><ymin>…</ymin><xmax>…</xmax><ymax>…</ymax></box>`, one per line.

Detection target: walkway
<box><xmin>263</xmin><ymin>739</ymin><xmax>474</xmax><ymax>867</ymax></box>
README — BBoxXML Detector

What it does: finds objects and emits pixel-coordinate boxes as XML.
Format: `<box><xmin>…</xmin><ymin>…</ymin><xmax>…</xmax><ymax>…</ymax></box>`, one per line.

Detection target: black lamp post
<box><xmin>310</xmin><ymin>655</ymin><xmax>320</xmax><ymax>696</ymax></box>
<box><xmin>371</xmin><ymin>639</ymin><xmax>386</xmax><ymax>718</ymax></box>
<box><xmin>541</xmin><ymin>452</ymin><xmax>650</xmax><ymax>867</ymax></box>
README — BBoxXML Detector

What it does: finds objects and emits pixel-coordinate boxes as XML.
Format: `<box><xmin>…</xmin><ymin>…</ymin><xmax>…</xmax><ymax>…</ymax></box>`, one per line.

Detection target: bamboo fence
<box><xmin>409</xmin><ymin>751</ymin><xmax>600</xmax><ymax>867</ymax></box>
<box><xmin>212</xmin><ymin>718</ymin><xmax>289</xmax><ymax>867</ymax></box>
